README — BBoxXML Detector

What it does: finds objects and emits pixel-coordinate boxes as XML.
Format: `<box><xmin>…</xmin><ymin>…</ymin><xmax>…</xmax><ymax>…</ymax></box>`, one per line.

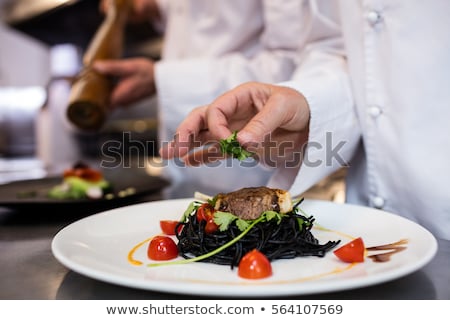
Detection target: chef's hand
<box><xmin>92</xmin><ymin>57</ymin><xmax>156</xmax><ymax>108</ymax></box>
<box><xmin>159</xmin><ymin>82</ymin><xmax>311</xmax><ymax>167</ymax></box>
<box><xmin>99</xmin><ymin>0</ymin><xmax>160</xmax><ymax>23</ymax></box>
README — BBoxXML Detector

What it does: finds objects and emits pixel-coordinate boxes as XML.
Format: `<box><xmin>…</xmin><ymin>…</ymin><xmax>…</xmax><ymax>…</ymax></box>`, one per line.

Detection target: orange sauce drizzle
<box><xmin>127</xmin><ymin>236</ymin><xmax>154</xmax><ymax>266</ymax></box>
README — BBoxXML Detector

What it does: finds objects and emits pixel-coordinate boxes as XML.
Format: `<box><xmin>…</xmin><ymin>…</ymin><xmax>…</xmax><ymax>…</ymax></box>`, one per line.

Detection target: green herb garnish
<box><xmin>214</xmin><ymin>210</ymin><xmax>283</xmax><ymax>232</ymax></box>
<box><xmin>219</xmin><ymin>131</ymin><xmax>254</xmax><ymax>161</ymax></box>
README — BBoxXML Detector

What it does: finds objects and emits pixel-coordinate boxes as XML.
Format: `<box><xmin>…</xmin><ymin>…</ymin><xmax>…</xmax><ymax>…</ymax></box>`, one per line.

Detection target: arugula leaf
<box><xmin>219</xmin><ymin>131</ymin><xmax>254</xmax><ymax>161</ymax></box>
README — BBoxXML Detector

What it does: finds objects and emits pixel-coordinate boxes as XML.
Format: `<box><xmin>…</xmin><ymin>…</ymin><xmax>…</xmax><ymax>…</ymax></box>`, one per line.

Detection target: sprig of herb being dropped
<box><xmin>219</xmin><ymin>131</ymin><xmax>254</xmax><ymax>161</ymax></box>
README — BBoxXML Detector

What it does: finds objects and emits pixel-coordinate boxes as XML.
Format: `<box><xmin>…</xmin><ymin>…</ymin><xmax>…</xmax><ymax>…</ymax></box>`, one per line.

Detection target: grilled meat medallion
<box><xmin>214</xmin><ymin>186</ymin><xmax>293</xmax><ymax>220</ymax></box>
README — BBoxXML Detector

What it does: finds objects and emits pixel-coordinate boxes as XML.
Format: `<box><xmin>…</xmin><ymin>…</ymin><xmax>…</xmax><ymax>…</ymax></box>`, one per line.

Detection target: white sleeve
<box><xmin>267</xmin><ymin>6</ymin><xmax>361</xmax><ymax>196</ymax></box>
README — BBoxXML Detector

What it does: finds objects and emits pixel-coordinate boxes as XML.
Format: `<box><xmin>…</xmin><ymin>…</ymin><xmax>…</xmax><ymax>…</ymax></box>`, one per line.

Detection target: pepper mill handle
<box><xmin>67</xmin><ymin>0</ymin><xmax>131</xmax><ymax>131</ymax></box>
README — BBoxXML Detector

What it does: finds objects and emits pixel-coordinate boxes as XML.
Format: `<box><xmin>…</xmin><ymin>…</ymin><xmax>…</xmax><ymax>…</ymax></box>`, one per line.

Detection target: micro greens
<box><xmin>219</xmin><ymin>131</ymin><xmax>254</xmax><ymax>161</ymax></box>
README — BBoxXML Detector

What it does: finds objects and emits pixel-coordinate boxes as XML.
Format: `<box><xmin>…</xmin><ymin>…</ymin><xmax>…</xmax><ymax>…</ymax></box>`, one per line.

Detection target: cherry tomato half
<box><xmin>160</xmin><ymin>220</ymin><xmax>180</xmax><ymax>235</ymax></box>
<box><xmin>205</xmin><ymin>218</ymin><xmax>219</xmax><ymax>233</ymax></box>
<box><xmin>196</xmin><ymin>203</ymin><xmax>214</xmax><ymax>221</ymax></box>
<box><xmin>147</xmin><ymin>236</ymin><xmax>178</xmax><ymax>261</ymax></box>
<box><xmin>196</xmin><ymin>203</ymin><xmax>219</xmax><ymax>233</ymax></box>
<box><xmin>333</xmin><ymin>237</ymin><xmax>365</xmax><ymax>263</ymax></box>
<box><xmin>238</xmin><ymin>249</ymin><xmax>272</xmax><ymax>279</ymax></box>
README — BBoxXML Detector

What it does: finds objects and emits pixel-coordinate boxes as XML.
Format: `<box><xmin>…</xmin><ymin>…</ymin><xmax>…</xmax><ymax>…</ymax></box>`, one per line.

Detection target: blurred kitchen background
<box><xmin>0</xmin><ymin>0</ymin><xmax>163</xmax><ymax>183</ymax></box>
<box><xmin>0</xmin><ymin>0</ymin><xmax>345</xmax><ymax>201</ymax></box>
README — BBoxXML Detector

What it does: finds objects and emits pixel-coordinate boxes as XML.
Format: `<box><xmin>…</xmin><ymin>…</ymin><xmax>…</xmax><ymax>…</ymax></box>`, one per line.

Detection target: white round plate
<box><xmin>51</xmin><ymin>198</ymin><xmax>437</xmax><ymax>297</ymax></box>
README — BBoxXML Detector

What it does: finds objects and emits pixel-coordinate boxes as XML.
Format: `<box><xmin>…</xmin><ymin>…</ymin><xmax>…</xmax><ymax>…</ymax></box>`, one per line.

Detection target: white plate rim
<box><xmin>51</xmin><ymin>198</ymin><xmax>438</xmax><ymax>297</ymax></box>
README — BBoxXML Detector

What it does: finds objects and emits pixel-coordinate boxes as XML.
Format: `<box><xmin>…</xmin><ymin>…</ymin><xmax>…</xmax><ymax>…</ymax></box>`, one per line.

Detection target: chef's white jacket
<box><xmin>274</xmin><ymin>0</ymin><xmax>450</xmax><ymax>240</ymax></box>
<box><xmin>153</xmin><ymin>0</ymin><xmax>341</xmax><ymax>198</ymax></box>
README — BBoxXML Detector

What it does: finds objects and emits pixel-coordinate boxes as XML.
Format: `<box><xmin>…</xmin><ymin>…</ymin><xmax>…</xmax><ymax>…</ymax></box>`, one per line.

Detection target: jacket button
<box><xmin>366</xmin><ymin>10</ymin><xmax>383</xmax><ymax>27</ymax></box>
<box><xmin>372</xmin><ymin>196</ymin><xmax>385</xmax><ymax>209</ymax></box>
<box><xmin>368</xmin><ymin>105</ymin><xmax>382</xmax><ymax>118</ymax></box>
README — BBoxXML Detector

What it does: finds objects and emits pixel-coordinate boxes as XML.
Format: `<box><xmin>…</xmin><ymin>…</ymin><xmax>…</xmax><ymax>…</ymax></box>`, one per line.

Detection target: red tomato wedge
<box><xmin>204</xmin><ymin>218</ymin><xmax>219</xmax><ymax>233</ymax></box>
<box><xmin>196</xmin><ymin>203</ymin><xmax>219</xmax><ymax>233</ymax></box>
<box><xmin>238</xmin><ymin>249</ymin><xmax>273</xmax><ymax>279</ymax></box>
<box><xmin>147</xmin><ymin>236</ymin><xmax>178</xmax><ymax>261</ymax></box>
<box><xmin>160</xmin><ymin>220</ymin><xmax>180</xmax><ymax>235</ymax></box>
<box><xmin>333</xmin><ymin>237</ymin><xmax>365</xmax><ymax>263</ymax></box>
<box><xmin>196</xmin><ymin>203</ymin><xmax>214</xmax><ymax>221</ymax></box>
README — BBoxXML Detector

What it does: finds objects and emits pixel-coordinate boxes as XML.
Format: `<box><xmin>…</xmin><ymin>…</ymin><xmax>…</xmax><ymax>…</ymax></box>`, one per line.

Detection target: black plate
<box><xmin>0</xmin><ymin>168</ymin><xmax>170</xmax><ymax>212</ymax></box>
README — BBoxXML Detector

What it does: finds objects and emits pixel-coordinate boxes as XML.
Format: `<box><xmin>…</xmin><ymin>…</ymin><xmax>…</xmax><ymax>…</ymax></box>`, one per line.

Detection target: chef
<box><xmin>160</xmin><ymin>0</ymin><xmax>450</xmax><ymax>240</ymax></box>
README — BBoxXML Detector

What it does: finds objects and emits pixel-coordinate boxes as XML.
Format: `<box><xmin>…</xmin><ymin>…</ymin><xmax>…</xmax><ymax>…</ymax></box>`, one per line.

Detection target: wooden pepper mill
<box><xmin>67</xmin><ymin>0</ymin><xmax>131</xmax><ymax>131</ymax></box>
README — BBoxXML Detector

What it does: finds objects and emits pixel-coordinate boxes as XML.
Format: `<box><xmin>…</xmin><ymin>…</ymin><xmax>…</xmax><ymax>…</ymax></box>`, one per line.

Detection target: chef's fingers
<box><xmin>233</xmin><ymin>85</ymin><xmax>310</xmax><ymax>147</ymax></box>
<box><xmin>204</xmin><ymin>81</ymin><xmax>310</xmax><ymax>146</ymax></box>
<box><xmin>159</xmin><ymin>106</ymin><xmax>211</xmax><ymax>159</ymax></box>
<box><xmin>206</xmin><ymin>82</ymin><xmax>273</xmax><ymax>141</ymax></box>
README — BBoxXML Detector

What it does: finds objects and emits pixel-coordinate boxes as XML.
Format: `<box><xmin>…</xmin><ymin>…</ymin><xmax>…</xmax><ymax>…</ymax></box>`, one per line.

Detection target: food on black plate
<box><xmin>47</xmin><ymin>162</ymin><xmax>113</xmax><ymax>200</ymax></box>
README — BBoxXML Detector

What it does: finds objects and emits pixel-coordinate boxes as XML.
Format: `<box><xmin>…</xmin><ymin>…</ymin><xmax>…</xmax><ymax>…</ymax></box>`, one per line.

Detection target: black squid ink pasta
<box><xmin>175</xmin><ymin>199</ymin><xmax>340</xmax><ymax>269</ymax></box>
